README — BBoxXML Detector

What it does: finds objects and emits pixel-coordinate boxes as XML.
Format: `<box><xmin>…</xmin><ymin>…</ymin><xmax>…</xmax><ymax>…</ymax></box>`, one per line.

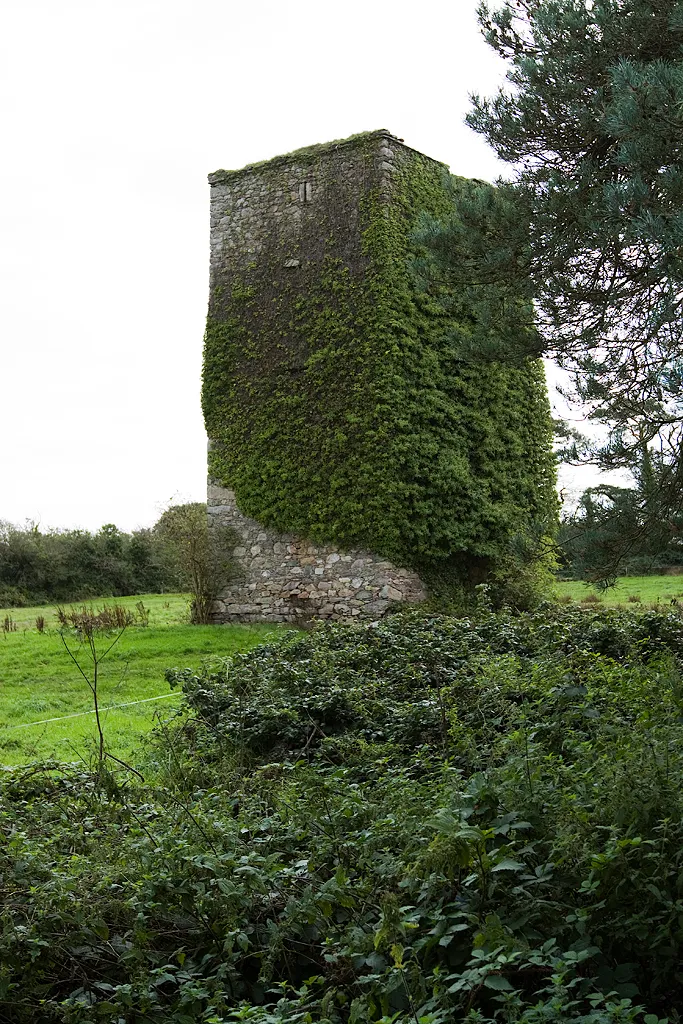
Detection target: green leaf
<box><xmin>491</xmin><ymin>858</ymin><xmax>525</xmax><ymax>872</ymax></box>
<box><xmin>483</xmin><ymin>974</ymin><xmax>515</xmax><ymax>991</ymax></box>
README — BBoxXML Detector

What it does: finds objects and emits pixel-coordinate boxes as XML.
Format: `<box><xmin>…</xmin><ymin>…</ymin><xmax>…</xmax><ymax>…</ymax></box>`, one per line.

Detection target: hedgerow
<box><xmin>1</xmin><ymin>605</ymin><xmax>680</xmax><ymax>1022</ymax></box>
<box><xmin>0</xmin><ymin>521</ymin><xmax>167</xmax><ymax>606</ymax></box>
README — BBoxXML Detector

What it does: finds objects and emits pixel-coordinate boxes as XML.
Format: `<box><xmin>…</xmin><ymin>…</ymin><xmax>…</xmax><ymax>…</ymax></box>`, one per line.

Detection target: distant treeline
<box><xmin>0</xmin><ymin>517</ymin><xmax>186</xmax><ymax>606</ymax></box>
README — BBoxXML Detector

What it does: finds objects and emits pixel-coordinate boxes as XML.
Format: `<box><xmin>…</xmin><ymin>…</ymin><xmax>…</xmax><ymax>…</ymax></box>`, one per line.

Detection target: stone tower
<box><xmin>203</xmin><ymin>130</ymin><xmax>556</xmax><ymax>622</ymax></box>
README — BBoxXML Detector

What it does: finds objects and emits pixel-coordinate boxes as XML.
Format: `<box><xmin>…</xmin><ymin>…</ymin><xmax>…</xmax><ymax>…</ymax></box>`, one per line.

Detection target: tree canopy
<box><xmin>417</xmin><ymin>0</ymin><xmax>683</xmax><ymax>576</ymax></box>
<box><xmin>466</xmin><ymin>0</ymin><xmax>683</xmax><ymax>462</ymax></box>
<box><xmin>558</xmin><ymin>445</ymin><xmax>683</xmax><ymax>578</ymax></box>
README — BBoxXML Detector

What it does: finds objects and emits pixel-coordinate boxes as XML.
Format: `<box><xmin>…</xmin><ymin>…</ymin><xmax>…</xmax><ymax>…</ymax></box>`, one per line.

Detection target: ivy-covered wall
<box><xmin>203</xmin><ymin>130</ymin><xmax>556</xmax><ymax>593</ymax></box>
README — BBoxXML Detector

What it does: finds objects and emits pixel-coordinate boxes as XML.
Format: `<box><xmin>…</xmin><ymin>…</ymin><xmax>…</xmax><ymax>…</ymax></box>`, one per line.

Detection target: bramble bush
<box><xmin>1</xmin><ymin>605</ymin><xmax>681</xmax><ymax>1022</ymax></box>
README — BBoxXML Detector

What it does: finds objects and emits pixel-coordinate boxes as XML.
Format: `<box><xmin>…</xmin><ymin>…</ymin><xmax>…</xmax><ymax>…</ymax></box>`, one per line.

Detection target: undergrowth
<box><xmin>2</xmin><ymin>605</ymin><xmax>681</xmax><ymax>1022</ymax></box>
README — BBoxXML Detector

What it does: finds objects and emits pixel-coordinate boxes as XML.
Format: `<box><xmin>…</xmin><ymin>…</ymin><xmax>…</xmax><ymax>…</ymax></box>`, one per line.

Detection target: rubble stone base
<box><xmin>208</xmin><ymin>482</ymin><xmax>427</xmax><ymax>623</ymax></box>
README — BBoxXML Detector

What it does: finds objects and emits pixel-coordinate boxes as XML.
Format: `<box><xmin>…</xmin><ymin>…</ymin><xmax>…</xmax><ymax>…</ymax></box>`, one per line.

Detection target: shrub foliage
<box><xmin>1</xmin><ymin>606</ymin><xmax>681</xmax><ymax>1021</ymax></box>
<box><xmin>0</xmin><ymin>520</ymin><xmax>168</xmax><ymax>606</ymax></box>
<box><xmin>0</xmin><ymin>505</ymin><xmax>225</xmax><ymax>608</ymax></box>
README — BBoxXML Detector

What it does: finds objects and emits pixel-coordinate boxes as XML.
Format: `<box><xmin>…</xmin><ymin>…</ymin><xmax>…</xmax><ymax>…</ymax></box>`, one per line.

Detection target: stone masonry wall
<box><xmin>208</xmin><ymin>482</ymin><xmax>427</xmax><ymax>623</ymax></box>
<box><xmin>207</xmin><ymin>133</ymin><xmax>390</xmax><ymax>296</ymax></box>
<box><xmin>205</xmin><ymin>132</ymin><xmax>441</xmax><ymax>623</ymax></box>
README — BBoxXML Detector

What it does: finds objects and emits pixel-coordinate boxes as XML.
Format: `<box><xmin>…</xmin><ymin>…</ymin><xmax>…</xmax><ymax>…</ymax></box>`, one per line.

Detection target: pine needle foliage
<box><xmin>419</xmin><ymin>0</ymin><xmax>683</xmax><ymax>579</ymax></box>
<box><xmin>465</xmin><ymin>0</ymin><xmax>683</xmax><ymax>451</ymax></box>
<box><xmin>412</xmin><ymin>0</ymin><xmax>683</xmax><ymax>582</ymax></box>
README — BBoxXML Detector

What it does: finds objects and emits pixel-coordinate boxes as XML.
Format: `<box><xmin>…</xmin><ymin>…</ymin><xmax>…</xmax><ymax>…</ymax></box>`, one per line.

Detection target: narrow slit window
<box><xmin>298</xmin><ymin>181</ymin><xmax>312</xmax><ymax>202</ymax></box>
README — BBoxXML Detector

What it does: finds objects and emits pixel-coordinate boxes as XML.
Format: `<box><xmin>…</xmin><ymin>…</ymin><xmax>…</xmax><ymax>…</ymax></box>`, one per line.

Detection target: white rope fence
<box><xmin>5</xmin><ymin>692</ymin><xmax>181</xmax><ymax>730</ymax></box>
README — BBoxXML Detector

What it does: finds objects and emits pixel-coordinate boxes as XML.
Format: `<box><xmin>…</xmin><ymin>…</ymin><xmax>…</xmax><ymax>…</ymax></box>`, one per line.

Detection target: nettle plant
<box><xmin>57</xmin><ymin>602</ymin><xmax>148</xmax><ymax>771</ymax></box>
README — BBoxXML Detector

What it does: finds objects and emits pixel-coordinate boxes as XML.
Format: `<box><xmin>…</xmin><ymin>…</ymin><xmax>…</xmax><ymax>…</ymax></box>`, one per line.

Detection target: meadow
<box><xmin>554</xmin><ymin>573</ymin><xmax>683</xmax><ymax>606</ymax></box>
<box><xmin>2</xmin><ymin>575</ymin><xmax>681</xmax><ymax>768</ymax></box>
<box><xmin>0</xmin><ymin>593</ymin><xmax>289</xmax><ymax>766</ymax></box>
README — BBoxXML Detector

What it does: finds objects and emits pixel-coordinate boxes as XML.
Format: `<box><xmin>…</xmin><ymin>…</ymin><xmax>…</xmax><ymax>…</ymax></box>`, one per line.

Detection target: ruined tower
<box><xmin>203</xmin><ymin>130</ymin><xmax>556</xmax><ymax>622</ymax></box>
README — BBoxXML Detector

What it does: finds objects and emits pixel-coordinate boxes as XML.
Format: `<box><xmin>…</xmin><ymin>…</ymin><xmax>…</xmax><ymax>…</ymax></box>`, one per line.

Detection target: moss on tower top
<box><xmin>207</xmin><ymin>130</ymin><xmax>448</xmax><ymax>185</ymax></box>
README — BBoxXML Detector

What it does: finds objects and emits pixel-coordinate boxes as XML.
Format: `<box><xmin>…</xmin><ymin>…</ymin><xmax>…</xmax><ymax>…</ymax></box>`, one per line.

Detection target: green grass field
<box><xmin>4</xmin><ymin>579</ymin><xmax>682</xmax><ymax>768</ymax></box>
<box><xmin>554</xmin><ymin>574</ymin><xmax>683</xmax><ymax>606</ymax></box>
<box><xmin>0</xmin><ymin>593</ymin><xmax>290</xmax><ymax>767</ymax></box>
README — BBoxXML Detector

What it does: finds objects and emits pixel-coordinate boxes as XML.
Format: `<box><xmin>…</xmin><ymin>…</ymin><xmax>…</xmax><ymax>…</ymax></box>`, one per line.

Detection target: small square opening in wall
<box><xmin>298</xmin><ymin>181</ymin><xmax>313</xmax><ymax>202</ymax></box>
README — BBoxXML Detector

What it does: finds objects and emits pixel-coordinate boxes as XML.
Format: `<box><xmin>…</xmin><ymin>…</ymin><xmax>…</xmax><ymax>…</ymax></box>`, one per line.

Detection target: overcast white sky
<box><xmin>0</xmin><ymin>0</ymin><xmax>593</xmax><ymax>533</ymax></box>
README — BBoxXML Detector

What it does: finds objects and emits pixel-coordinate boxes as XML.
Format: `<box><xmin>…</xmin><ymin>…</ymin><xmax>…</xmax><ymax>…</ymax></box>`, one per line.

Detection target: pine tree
<box><xmin>559</xmin><ymin>445</ymin><xmax>683</xmax><ymax>578</ymax></box>
<box><xmin>429</xmin><ymin>0</ymin><xmax>683</xmax><ymax>450</ymax></box>
<box><xmin>419</xmin><ymin>0</ymin><xmax>683</xmax><ymax>576</ymax></box>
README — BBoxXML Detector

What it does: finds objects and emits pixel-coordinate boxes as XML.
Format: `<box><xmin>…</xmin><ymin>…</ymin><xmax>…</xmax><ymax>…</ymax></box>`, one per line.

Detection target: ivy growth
<box><xmin>202</xmin><ymin>132</ymin><xmax>557</xmax><ymax>598</ymax></box>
